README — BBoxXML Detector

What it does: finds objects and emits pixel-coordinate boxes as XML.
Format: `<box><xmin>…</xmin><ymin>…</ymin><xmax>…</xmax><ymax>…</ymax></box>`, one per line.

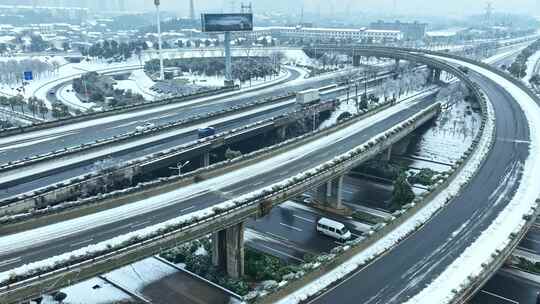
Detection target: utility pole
<box><xmin>189</xmin><ymin>0</ymin><xmax>195</xmax><ymax>20</ymax></box>
<box><xmin>485</xmin><ymin>1</ymin><xmax>493</xmax><ymax>26</ymax></box>
<box><xmin>155</xmin><ymin>0</ymin><xmax>164</xmax><ymax>81</ymax></box>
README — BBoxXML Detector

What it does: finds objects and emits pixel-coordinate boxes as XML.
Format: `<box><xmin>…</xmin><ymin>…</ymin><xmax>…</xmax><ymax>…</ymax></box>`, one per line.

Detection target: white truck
<box><xmin>296</xmin><ymin>89</ymin><xmax>321</xmax><ymax>105</ymax></box>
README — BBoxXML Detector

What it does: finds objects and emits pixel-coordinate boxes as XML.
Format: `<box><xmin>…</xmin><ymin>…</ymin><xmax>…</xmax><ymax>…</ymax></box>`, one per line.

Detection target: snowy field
<box><xmin>34</xmin><ymin>277</ymin><xmax>134</xmax><ymax>304</ymax></box>
<box><xmin>413</xmin><ymin>100</ymin><xmax>481</xmax><ymax>166</ymax></box>
<box><xmin>103</xmin><ymin>257</ymin><xmax>177</xmax><ymax>295</ymax></box>
<box><xmin>525</xmin><ymin>50</ymin><xmax>540</xmax><ymax>83</ymax></box>
<box><xmin>114</xmin><ymin>69</ymin><xmax>158</xmax><ymax>101</ymax></box>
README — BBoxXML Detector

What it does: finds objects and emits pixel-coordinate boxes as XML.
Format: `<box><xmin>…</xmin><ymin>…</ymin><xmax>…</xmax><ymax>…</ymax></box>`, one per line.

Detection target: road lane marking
<box><xmin>0</xmin><ymin>257</ymin><xmax>21</xmax><ymax>267</ymax></box>
<box><xmin>253</xmin><ymin>181</ymin><xmax>265</xmax><ymax>187</ymax></box>
<box><xmin>525</xmin><ymin>237</ymin><xmax>540</xmax><ymax>245</ymax></box>
<box><xmin>293</xmin><ymin>215</ymin><xmax>315</xmax><ymax>223</ymax></box>
<box><xmin>280</xmin><ymin>222</ymin><xmax>303</xmax><ymax>232</ymax></box>
<box><xmin>180</xmin><ymin>206</ymin><xmax>195</xmax><ymax>213</ymax></box>
<box><xmin>256</xmin><ymin>243</ymin><xmax>304</xmax><ymax>263</ymax></box>
<box><xmin>480</xmin><ymin>290</ymin><xmax>519</xmax><ymax>304</ymax></box>
<box><xmin>70</xmin><ymin>238</ymin><xmax>94</xmax><ymax>248</ymax></box>
<box><xmin>266</xmin><ymin>232</ymin><xmax>291</xmax><ymax>242</ymax></box>
<box><xmin>131</xmin><ymin>221</ymin><xmax>151</xmax><ymax>229</ymax></box>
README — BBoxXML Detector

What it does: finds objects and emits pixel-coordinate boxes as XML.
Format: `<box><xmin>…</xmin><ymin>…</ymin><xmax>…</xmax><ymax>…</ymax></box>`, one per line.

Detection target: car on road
<box><xmin>198</xmin><ymin>127</ymin><xmax>216</xmax><ymax>138</ymax></box>
<box><xmin>135</xmin><ymin>122</ymin><xmax>155</xmax><ymax>132</ymax></box>
<box><xmin>316</xmin><ymin>217</ymin><xmax>351</xmax><ymax>241</ymax></box>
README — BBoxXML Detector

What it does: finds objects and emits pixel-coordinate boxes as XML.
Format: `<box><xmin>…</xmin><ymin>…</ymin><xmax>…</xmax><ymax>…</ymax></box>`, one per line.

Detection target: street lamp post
<box><xmin>155</xmin><ymin>0</ymin><xmax>164</xmax><ymax>81</ymax></box>
<box><xmin>169</xmin><ymin>161</ymin><xmax>191</xmax><ymax>176</ymax></box>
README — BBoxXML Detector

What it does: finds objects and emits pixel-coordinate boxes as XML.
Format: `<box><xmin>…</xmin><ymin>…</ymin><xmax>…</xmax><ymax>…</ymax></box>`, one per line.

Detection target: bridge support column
<box><xmin>277</xmin><ymin>126</ymin><xmax>287</xmax><ymax>140</ymax></box>
<box><xmin>315</xmin><ymin>175</ymin><xmax>344</xmax><ymax>210</ymax></box>
<box><xmin>394</xmin><ymin>58</ymin><xmax>400</xmax><ymax>71</ymax></box>
<box><xmin>353</xmin><ymin>55</ymin><xmax>361</xmax><ymax>67</ymax></box>
<box><xmin>433</xmin><ymin>68</ymin><xmax>442</xmax><ymax>83</ymax></box>
<box><xmin>202</xmin><ymin>152</ymin><xmax>210</xmax><ymax>167</ymax></box>
<box><xmin>427</xmin><ymin>68</ymin><xmax>441</xmax><ymax>84</ymax></box>
<box><xmin>383</xmin><ymin>145</ymin><xmax>392</xmax><ymax>161</ymax></box>
<box><xmin>212</xmin><ymin>222</ymin><xmax>244</xmax><ymax>278</ymax></box>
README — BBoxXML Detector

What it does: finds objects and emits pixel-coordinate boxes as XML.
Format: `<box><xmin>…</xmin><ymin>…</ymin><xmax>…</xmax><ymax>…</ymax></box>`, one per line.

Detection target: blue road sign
<box><xmin>23</xmin><ymin>71</ymin><xmax>33</xmax><ymax>81</ymax></box>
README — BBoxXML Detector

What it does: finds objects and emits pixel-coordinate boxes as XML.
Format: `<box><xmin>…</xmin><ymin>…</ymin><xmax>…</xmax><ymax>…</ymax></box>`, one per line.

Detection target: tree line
<box><xmin>0</xmin><ymin>59</ymin><xmax>60</xmax><ymax>84</ymax></box>
<box><xmin>82</xmin><ymin>40</ymin><xmax>148</xmax><ymax>62</ymax></box>
<box><xmin>508</xmin><ymin>39</ymin><xmax>540</xmax><ymax>78</ymax></box>
<box><xmin>0</xmin><ymin>95</ymin><xmax>49</xmax><ymax>118</ymax></box>
<box><xmin>144</xmin><ymin>56</ymin><xmax>281</xmax><ymax>84</ymax></box>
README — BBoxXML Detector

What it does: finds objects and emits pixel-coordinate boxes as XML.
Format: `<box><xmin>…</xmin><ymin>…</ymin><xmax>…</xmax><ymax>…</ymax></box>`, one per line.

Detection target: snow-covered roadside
<box><xmin>114</xmin><ymin>69</ymin><xmax>157</xmax><ymax>101</ymax></box>
<box><xmin>58</xmin><ymin>84</ymin><xmax>96</xmax><ymax>111</ymax></box>
<box><xmin>37</xmin><ymin>277</ymin><xmax>133</xmax><ymax>304</ymax></box>
<box><xmin>404</xmin><ymin>59</ymin><xmax>540</xmax><ymax>304</ymax></box>
<box><xmin>524</xmin><ymin>50</ymin><xmax>540</xmax><ymax>83</ymax></box>
<box><xmin>273</xmin><ymin>93</ymin><xmax>494</xmax><ymax>304</ymax></box>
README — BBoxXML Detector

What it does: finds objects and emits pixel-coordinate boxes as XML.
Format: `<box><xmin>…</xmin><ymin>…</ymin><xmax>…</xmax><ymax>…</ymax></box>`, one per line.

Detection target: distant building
<box><xmin>238</xmin><ymin>26</ymin><xmax>403</xmax><ymax>43</ymax></box>
<box><xmin>369</xmin><ymin>20</ymin><xmax>427</xmax><ymax>41</ymax></box>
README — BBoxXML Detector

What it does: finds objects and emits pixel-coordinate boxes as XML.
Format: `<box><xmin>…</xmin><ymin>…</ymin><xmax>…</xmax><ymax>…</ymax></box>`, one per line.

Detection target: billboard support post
<box><xmin>201</xmin><ymin>13</ymin><xmax>253</xmax><ymax>87</ymax></box>
<box><xmin>224</xmin><ymin>32</ymin><xmax>233</xmax><ymax>86</ymax></box>
<box><xmin>155</xmin><ymin>1</ymin><xmax>164</xmax><ymax>81</ymax></box>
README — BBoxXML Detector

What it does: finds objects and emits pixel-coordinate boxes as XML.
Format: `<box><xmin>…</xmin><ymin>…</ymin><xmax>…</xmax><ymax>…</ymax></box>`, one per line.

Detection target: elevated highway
<box><xmin>1</xmin><ymin>46</ymin><xmax>538</xmax><ymax>304</ymax></box>
<box><xmin>0</xmin><ymin>47</ymin><xmax>476</xmax><ymax>303</ymax></box>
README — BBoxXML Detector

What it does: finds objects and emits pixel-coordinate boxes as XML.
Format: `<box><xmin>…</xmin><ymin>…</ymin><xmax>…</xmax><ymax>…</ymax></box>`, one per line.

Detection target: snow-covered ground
<box><xmin>114</xmin><ymin>69</ymin><xmax>157</xmax><ymax>101</ymax></box>
<box><xmin>0</xmin><ymin>55</ymin><xmax>143</xmax><ymax>109</ymax></box>
<box><xmin>35</xmin><ymin>277</ymin><xmax>133</xmax><ymax>304</ymax></box>
<box><xmin>58</xmin><ymin>84</ymin><xmax>96</xmax><ymax>111</ymax></box>
<box><xmin>103</xmin><ymin>257</ymin><xmax>177</xmax><ymax>296</ymax></box>
<box><xmin>176</xmin><ymin>70</ymin><xmax>286</xmax><ymax>90</ymax></box>
<box><xmin>413</xmin><ymin>99</ymin><xmax>481</xmax><ymax>166</ymax></box>
<box><xmin>525</xmin><ymin>50</ymin><xmax>540</xmax><ymax>83</ymax></box>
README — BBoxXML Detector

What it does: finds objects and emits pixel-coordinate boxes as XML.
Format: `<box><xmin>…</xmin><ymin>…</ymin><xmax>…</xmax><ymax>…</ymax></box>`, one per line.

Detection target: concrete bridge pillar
<box><xmin>427</xmin><ymin>68</ymin><xmax>441</xmax><ymax>84</ymax></box>
<box><xmin>277</xmin><ymin>126</ymin><xmax>287</xmax><ymax>140</ymax></box>
<box><xmin>212</xmin><ymin>222</ymin><xmax>245</xmax><ymax>278</ymax></box>
<box><xmin>201</xmin><ymin>152</ymin><xmax>210</xmax><ymax>167</ymax></box>
<box><xmin>353</xmin><ymin>55</ymin><xmax>361</xmax><ymax>67</ymax></box>
<box><xmin>433</xmin><ymin>68</ymin><xmax>442</xmax><ymax>83</ymax></box>
<box><xmin>315</xmin><ymin>175</ymin><xmax>344</xmax><ymax>210</ymax></box>
<box><xmin>383</xmin><ymin>145</ymin><xmax>392</xmax><ymax>161</ymax></box>
<box><xmin>394</xmin><ymin>58</ymin><xmax>400</xmax><ymax>71</ymax></box>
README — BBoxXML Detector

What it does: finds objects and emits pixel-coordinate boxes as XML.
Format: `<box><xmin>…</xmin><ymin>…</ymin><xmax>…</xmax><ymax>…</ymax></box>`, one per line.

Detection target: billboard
<box><xmin>201</xmin><ymin>13</ymin><xmax>253</xmax><ymax>32</ymax></box>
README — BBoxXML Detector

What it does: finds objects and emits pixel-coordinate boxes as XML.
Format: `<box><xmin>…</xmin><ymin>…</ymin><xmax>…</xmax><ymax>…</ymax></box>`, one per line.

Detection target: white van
<box><xmin>316</xmin><ymin>217</ymin><xmax>352</xmax><ymax>241</ymax></box>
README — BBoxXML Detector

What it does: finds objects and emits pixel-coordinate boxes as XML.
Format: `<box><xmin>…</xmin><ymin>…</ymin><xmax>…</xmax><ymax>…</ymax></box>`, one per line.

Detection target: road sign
<box><xmin>201</xmin><ymin>13</ymin><xmax>254</xmax><ymax>32</ymax></box>
<box><xmin>23</xmin><ymin>71</ymin><xmax>33</xmax><ymax>81</ymax></box>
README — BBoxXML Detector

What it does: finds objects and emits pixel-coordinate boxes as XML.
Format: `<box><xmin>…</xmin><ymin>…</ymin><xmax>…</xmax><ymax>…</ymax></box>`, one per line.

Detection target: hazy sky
<box><xmin>153</xmin><ymin>0</ymin><xmax>540</xmax><ymax>17</ymax></box>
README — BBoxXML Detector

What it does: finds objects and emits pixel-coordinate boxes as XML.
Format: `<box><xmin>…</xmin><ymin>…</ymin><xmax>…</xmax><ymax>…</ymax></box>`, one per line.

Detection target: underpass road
<box><xmin>308</xmin><ymin>70</ymin><xmax>530</xmax><ymax>303</ymax></box>
<box><xmin>471</xmin><ymin>268</ymin><xmax>540</xmax><ymax>304</ymax></box>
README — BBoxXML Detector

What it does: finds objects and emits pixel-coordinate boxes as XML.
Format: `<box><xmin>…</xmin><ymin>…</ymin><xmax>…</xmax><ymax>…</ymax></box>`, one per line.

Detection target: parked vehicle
<box><xmin>198</xmin><ymin>127</ymin><xmax>216</xmax><ymax>138</ymax></box>
<box><xmin>316</xmin><ymin>217</ymin><xmax>351</xmax><ymax>241</ymax></box>
<box><xmin>135</xmin><ymin>122</ymin><xmax>155</xmax><ymax>132</ymax></box>
<box><xmin>296</xmin><ymin>89</ymin><xmax>321</xmax><ymax>105</ymax></box>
